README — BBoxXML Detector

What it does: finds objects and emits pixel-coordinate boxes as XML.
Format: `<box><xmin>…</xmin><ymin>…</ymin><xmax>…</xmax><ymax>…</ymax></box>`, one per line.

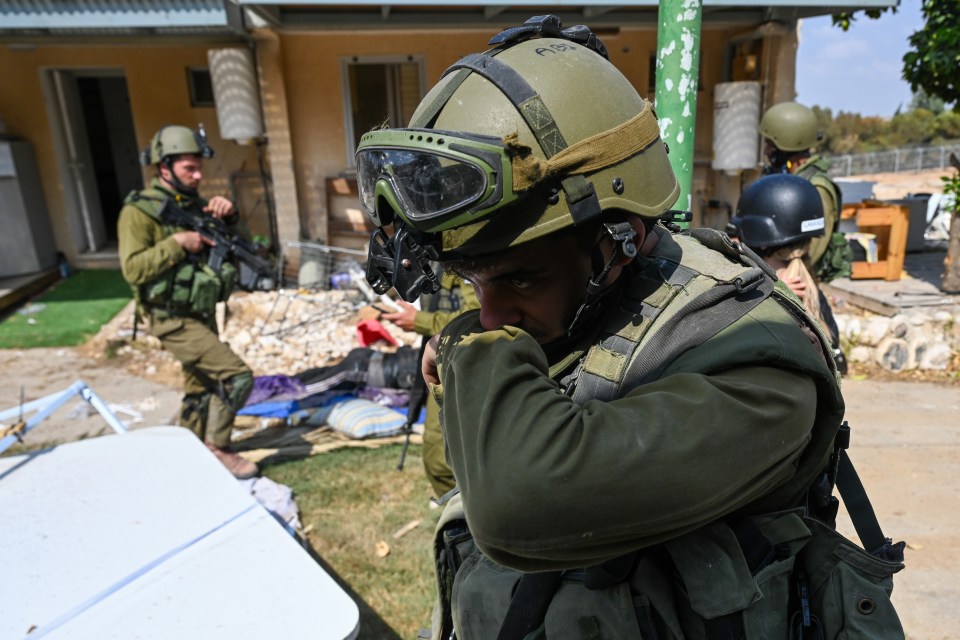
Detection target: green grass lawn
<box><xmin>264</xmin><ymin>444</ymin><xmax>441</xmax><ymax>639</ymax></box>
<box><xmin>0</xmin><ymin>270</ymin><xmax>131</xmax><ymax>348</ymax></box>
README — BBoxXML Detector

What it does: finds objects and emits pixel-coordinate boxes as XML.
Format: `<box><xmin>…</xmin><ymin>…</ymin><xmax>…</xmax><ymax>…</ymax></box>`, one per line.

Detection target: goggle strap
<box><xmin>410</xmin><ymin>66</ymin><xmax>472</xmax><ymax>128</ymax></box>
<box><xmin>448</xmin><ymin>52</ymin><xmax>569</xmax><ymax>159</ymax></box>
<box><xmin>412</xmin><ymin>45</ymin><xmax>513</xmax><ymax>128</ymax></box>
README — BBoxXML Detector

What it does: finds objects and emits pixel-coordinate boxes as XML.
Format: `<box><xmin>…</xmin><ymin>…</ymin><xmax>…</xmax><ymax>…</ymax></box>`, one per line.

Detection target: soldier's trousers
<box><xmin>149</xmin><ymin>314</ymin><xmax>252</xmax><ymax>448</ymax></box>
<box><xmin>423</xmin><ymin>394</ymin><xmax>455</xmax><ymax>498</ymax></box>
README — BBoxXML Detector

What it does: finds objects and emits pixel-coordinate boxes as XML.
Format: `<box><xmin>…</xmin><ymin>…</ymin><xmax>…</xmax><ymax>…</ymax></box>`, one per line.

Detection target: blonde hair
<box><xmin>769</xmin><ymin>240</ymin><xmax>829</xmax><ymax>335</ymax></box>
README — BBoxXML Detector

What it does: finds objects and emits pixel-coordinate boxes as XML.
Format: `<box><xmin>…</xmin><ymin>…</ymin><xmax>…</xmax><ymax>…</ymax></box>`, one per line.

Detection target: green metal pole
<box><xmin>655</xmin><ymin>0</ymin><xmax>703</xmax><ymax>223</ymax></box>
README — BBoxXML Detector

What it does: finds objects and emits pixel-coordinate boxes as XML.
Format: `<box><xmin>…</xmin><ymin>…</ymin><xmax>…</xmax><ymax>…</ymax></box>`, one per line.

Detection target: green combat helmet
<box><xmin>758</xmin><ymin>102</ymin><xmax>822</xmax><ymax>152</ymax></box>
<box><xmin>140</xmin><ymin>124</ymin><xmax>214</xmax><ymax>167</ymax></box>
<box><xmin>357</xmin><ymin>15</ymin><xmax>679</xmax><ymax>301</ymax></box>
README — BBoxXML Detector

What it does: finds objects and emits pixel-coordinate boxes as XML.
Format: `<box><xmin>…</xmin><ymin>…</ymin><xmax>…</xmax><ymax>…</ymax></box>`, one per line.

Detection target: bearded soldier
<box><xmin>119</xmin><ymin>125</ymin><xmax>257</xmax><ymax>479</ymax></box>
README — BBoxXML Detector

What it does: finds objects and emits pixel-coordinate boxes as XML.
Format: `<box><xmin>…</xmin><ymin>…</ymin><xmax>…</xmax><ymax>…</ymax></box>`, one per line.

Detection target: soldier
<box><xmin>358</xmin><ymin>16</ymin><xmax>903</xmax><ymax>640</ymax></box>
<box><xmin>118</xmin><ymin>125</ymin><xmax>257</xmax><ymax>479</ymax></box>
<box><xmin>381</xmin><ymin>271</ymin><xmax>479</xmax><ymax>499</ymax></box>
<box><xmin>759</xmin><ymin>101</ymin><xmax>853</xmax><ymax>282</ymax></box>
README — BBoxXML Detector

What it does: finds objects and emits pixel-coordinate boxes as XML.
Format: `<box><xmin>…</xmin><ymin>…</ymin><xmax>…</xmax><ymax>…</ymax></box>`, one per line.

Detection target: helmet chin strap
<box><xmin>161</xmin><ymin>157</ymin><xmax>199</xmax><ymax>198</ymax></box>
<box><xmin>566</xmin><ymin>221</ymin><xmax>637</xmax><ymax>338</ymax></box>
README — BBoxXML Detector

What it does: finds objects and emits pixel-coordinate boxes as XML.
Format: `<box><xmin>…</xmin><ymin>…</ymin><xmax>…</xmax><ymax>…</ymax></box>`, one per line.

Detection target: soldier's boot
<box><xmin>205</xmin><ymin>442</ymin><xmax>259</xmax><ymax>480</ymax></box>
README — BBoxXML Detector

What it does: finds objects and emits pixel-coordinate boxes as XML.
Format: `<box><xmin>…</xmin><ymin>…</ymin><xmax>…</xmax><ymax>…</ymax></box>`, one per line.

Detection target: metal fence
<box><xmin>826</xmin><ymin>143</ymin><xmax>960</xmax><ymax>178</ymax></box>
<box><xmin>281</xmin><ymin>241</ymin><xmax>368</xmax><ymax>291</ymax></box>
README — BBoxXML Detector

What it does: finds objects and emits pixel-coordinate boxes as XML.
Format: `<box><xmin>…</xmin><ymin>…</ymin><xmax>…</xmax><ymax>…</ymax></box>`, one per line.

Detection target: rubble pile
<box><xmin>221</xmin><ymin>289</ymin><xmax>419</xmax><ymax>376</ymax></box>
<box><xmin>85</xmin><ymin>288</ymin><xmax>420</xmax><ymax>382</ymax></box>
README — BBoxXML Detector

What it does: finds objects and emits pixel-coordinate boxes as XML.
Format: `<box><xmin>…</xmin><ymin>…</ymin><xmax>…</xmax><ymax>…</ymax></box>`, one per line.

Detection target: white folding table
<box><xmin>0</xmin><ymin>426</ymin><xmax>359</xmax><ymax>639</ymax></box>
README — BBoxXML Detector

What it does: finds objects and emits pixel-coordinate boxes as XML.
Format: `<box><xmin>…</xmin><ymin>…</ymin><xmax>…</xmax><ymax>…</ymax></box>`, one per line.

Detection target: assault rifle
<box><xmin>158</xmin><ymin>198</ymin><xmax>276</xmax><ymax>291</ymax></box>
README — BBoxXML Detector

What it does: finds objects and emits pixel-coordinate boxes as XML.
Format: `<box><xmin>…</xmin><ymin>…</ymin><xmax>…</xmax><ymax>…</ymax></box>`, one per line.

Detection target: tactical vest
<box><xmin>124</xmin><ymin>188</ymin><xmax>236</xmax><ymax>318</ymax></box>
<box><xmin>796</xmin><ymin>157</ymin><xmax>853</xmax><ymax>282</ymax></box>
<box><xmin>421</xmin><ymin>269</ymin><xmax>464</xmax><ymax>315</ymax></box>
<box><xmin>431</xmin><ymin>226</ymin><xmax>904</xmax><ymax>640</ymax></box>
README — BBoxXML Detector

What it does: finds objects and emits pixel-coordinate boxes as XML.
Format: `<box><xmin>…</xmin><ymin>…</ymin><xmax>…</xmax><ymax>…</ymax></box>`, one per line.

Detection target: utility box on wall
<box><xmin>0</xmin><ymin>138</ymin><xmax>56</xmax><ymax>277</ymax></box>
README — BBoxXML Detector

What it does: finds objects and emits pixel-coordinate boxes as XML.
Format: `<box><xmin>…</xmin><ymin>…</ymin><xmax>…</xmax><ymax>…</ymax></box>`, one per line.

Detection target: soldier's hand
<box><xmin>174</xmin><ymin>231</ymin><xmax>214</xmax><ymax>253</ymax></box>
<box><xmin>382</xmin><ymin>301</ymin><xmax>418</xmax><ymax>331</ymax></box>
<box><xmin>422</xmin><ymin>334</ymin><xmax>440</xmax><ymax>386</ymax></box>
<box><xmin>204</xmin><ymin>196</ymin><xmax>236</xmax><ymax>219</ymax></box>
<box><xmin>782</xmin><ymin>275</ymin><xmax>807</xmax><ymax>301</ymax></box>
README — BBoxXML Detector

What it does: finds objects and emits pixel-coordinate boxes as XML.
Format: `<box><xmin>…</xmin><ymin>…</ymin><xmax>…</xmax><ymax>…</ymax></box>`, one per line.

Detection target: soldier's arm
<box><xmin>436</xmin><ymin>315</ymin><xmax>817</xmax><ymax>572</ymax></box>
<box><xmin>118</xmin><ymin>205</ymin><xmax>186</xmax><ymax>286</ymax></box>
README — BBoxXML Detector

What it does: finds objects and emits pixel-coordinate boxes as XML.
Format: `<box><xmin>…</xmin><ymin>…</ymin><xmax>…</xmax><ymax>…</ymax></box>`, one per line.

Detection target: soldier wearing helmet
<box><xmin>730</xmin><ymin>173</ymin><xmax>848</xmax><ymax>374</ymax></box>
<box><xmin>117</xmin><ymin>124</ymin><xmax>257</xmax><ymax>479</ymax></box>
<box><xmin>355</xmin><ymin>17</ymin><xmax>900</xmax><ymax>640</ymax></box>
<box><xmin>759</xmin><ymin>102</ymin><xmax>853</xmax><ymax>282</ymax></box>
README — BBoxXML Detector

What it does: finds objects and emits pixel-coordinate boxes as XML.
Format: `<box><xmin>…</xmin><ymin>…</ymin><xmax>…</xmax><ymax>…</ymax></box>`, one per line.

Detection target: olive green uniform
<box><xmin>428</xmin><ymin>227</ymin><xmax>901</xmax><ymax>639</ymax></box>
<box><xmin>793</xmin><ymin>155</ymin><xmax>850</xmax><ymax>281</ymax></box>
<box><xmin>413</xmin><ymin>271</ymin><xmax>479</xmax><ymax>498</ymax></box>
<box><xmin>118</xmin><ymin>178</ymin><xmax>252</xmax><ymax>448</ymax></box>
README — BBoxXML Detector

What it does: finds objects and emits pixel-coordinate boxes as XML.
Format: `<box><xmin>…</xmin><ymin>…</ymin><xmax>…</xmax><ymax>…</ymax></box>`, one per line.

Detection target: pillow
<box><xmin>325</xmin><ymin>398</ymin><xmax>407</xmax><ymax>439</ymax></box>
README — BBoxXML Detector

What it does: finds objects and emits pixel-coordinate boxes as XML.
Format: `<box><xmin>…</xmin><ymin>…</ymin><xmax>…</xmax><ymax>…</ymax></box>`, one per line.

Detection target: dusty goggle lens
<box><xmin>356</xmin><ymin>148</ymin><xmax>488</xmax><ymax>225</ymax></box>
<box><xmin>356</xmin><ymin>128</ymin><xmax>517</xmax><ymax>232</ymax></box>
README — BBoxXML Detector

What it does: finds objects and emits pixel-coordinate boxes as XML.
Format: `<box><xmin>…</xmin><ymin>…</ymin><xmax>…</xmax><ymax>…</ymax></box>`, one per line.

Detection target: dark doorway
<box><xmin>76</xmin><ymin>76</ymin><xmax>142</xmax><ymax>243</ymax></box>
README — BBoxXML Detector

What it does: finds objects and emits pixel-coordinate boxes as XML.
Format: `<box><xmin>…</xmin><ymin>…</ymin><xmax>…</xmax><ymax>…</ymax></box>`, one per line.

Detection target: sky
<box><xmin>795</xmin><ymin>0</ymin><xmax>926</xmax><ymax>118</ymax></box>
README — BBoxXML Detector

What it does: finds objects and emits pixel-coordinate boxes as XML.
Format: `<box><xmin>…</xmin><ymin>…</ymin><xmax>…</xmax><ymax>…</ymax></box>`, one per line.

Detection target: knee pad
<box><xmin>222</xmin><ymin>371</ymin><xmax>254</xmax><ymax>411</ymax></box>
<box><xmin>180</xmin><ymin>393</ymin><xmax>210</xmax><ymax>434</ymax></box>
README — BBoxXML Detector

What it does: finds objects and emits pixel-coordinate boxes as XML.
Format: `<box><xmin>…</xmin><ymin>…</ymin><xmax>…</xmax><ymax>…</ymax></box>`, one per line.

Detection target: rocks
<box><xmin>838</xmin><ymin>305</ymin><xmax>960</xmax><ymax>373</ymax></box>
<box><xmin>221</xmin><ymin>289</ymin><xmax>416</xmax><ymax>376</ymax></box>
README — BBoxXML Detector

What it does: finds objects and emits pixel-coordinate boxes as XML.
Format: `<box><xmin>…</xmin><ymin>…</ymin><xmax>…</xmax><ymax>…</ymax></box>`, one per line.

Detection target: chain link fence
<box><xmin>826</xmin><ymin>143</ymin><xmax>960</xmax><ymax>178</ymax></box>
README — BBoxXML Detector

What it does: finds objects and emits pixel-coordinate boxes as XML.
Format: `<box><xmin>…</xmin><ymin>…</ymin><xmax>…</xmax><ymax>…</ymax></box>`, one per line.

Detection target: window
<box><xmin>187</xmin><ymin>67</ymin><xmax>215</xmax><ymax>107</ymax></box>
<box><xmin>342</xmin><ymin>56</ymin><xmax>424</xmax><ymax>164</ymax></box>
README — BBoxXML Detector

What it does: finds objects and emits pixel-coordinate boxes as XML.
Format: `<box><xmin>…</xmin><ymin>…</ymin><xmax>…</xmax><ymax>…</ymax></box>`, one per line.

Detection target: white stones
<box><xmin>919</xmin><ymin>343</ymin><xmax>954</xmax><ymax>370</ymax></box>
<box><xmin>217</xmin><ymin>289</ymin><xmax>375</xmax><ymax>375</ymax></box>
<box><xmin>844</xmin><ymin>317</ymin><xmax>863</xmax><ymax>341</ymax></box>
<box><xmin>859</xmin><ymin>317</ymin><xmax>892</xmax><ymax>347</ymax></box>
<box><xmin>875</xmin><ymin>337</ymin><xmax>911</xmax><ymax>372</ymax></box>
<box><xmin>889</xmin><ymin>314</ymin><xmax>910</xmax><ymax>338</ymax></box>
<box><xmin>837</xmin><ymin>305</ymin><xmax>959</xmax><ymax>374</ymax></box>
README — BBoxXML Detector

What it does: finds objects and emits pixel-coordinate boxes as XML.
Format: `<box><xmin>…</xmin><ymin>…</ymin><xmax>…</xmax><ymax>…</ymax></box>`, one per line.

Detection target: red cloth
<box><xmin>356</xmin><ymin>318</ymin><xmax>398</xmax><ymax>347</ymax></box>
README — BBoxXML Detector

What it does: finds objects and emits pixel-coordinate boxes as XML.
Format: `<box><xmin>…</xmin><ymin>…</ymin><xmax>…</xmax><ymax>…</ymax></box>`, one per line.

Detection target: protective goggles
<box><xmin>356</xmin><ymin>128</ymin><xmax>521</xmax><ymax>233</ymax></box>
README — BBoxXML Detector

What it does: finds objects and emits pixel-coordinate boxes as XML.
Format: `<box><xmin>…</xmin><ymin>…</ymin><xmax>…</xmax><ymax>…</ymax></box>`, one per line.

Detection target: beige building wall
<box><xmin>0</xmin><ymin>42</ymin><xmax>258</xmax><ymax>266</ymax></box>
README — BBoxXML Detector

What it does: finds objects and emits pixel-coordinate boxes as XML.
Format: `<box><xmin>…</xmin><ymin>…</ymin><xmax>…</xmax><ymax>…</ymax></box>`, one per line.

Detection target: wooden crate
<box><xmin>840</xmin><ymin>202</ymin><xmax>909</xmax><ymax>281</ymax></box>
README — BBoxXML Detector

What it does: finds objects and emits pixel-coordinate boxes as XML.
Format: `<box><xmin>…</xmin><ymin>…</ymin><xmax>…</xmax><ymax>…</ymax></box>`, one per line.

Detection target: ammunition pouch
<box><xmin>141</xmin><ymin>261</ymin><xmax>227</xmax><ymax>318</ymax></box>
<box><xmin>433</xmin><ymin>507</ymin><xmax>905</xmax><ymax>640</ymax></box>
<box><xmin>815</xmin><ymin>231</ymin><xmax>854</xmax><ymax>283</ymax></box>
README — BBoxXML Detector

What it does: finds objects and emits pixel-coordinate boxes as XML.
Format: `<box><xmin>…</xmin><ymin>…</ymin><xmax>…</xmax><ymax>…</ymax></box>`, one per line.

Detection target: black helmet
<box><xmin>731</xmin><ymin>174</ymin><xmax>825</xmax><ymax>248</ymax></box>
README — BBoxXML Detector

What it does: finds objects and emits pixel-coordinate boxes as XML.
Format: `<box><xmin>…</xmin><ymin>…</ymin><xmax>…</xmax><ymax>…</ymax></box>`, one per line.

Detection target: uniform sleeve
<box><xmin>436</xmin><ymin>313</ymin><xmax>818</xmax><ymax>572</ymax></box>
<box><xmin>117</xmin><ymin>205</ymin><xmax>186</xmax><ymax>286</ymax></box>
<box><xmin>413</xmin><ymin>279</ymin><xmax>481</xmax><ymax>336</ymax></box>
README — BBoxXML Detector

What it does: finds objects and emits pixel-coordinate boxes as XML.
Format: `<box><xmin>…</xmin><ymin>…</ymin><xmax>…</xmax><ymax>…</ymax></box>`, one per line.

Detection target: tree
<box><xmin>903</xmin><ymin>0</ymin><xmax>960</xmax><ymax>106</ymax></box>
<box><xmin>909</xmin><ymin>87</ymin><xmax>947</xmax><ymax>114</ymax></box>
<box><xmin>901</xmin><ymin>0</ymin><xmax>960</xmax><ymax>291</ymax></box>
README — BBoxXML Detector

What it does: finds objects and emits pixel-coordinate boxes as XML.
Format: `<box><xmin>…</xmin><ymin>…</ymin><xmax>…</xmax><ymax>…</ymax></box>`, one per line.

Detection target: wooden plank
<box><xmin>821</xmin><ymin>282</ymin><xmax>898</xmax><ymax>316</ymax></box>
<box><xmin>851</xmin><ymin>261</ymin><xmax>889</xmax><ymax>279</ymax></box>
<box><xmin>856</xmin><ymin>208</ymin><xmax>896</xmax><ymax>226</ymax></box>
